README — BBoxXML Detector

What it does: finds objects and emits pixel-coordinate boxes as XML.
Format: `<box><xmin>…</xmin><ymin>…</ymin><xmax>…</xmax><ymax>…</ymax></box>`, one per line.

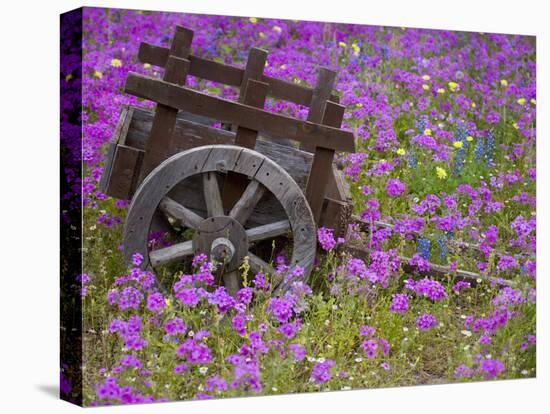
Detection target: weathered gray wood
<box><xmin>159</xmin><ymin>196</ymin><xmax>203</xmax><ymax>230</ymax></box>
<box><xmin>102</xmin><ymin>106</ymin><xmax>353</xmax><ymax>235</ymax></box>
<box><xmin>202</xmin><ymin>172</ymin><xmax>224</xmax><ymax>217</ymax></box>
<box><xmin>305</xmin><ymin>101</ymin><xmax>346</xmax><ymax>222</ymax></box>
<box><xmin>210</xmin><ymin>237</ymin><xmax>236</xmax><ymax>264</ymax></box>
<box><xmin>107</xmin><ymin>145</ymin><xmax>143</xmax><ymax>199</ymax></box>
<box><xmin>149</xmin><ymin>240</ymin><xmax>194</xmax><ymax>267</ymax></box>
<box><xmin>223</xmin><ymin>78</ymin><xmax>269</xmax><ymax>208</ymax></box>
<box><xmin>139</xmin><ymin>55</ymin><xmax>191</xmax><ymax>181</ymax></box>
<box><xmin>123</xmin><ymin>145</ymin><xmax>317</xmax><ymax>292</ymax></box>
<box><xmin>223</xmin><ymin>271</ymin><xmax>241</xmax><ymax>296</ymax></box>
<box><xmin>124</xmin><ymin>73</ymin><xmax>355</xmax><ymax>152</ymax></box>
<box><xmin>301</xmin><ymin>67</ymin><xmax>337</xmax><ymax>152</ymax></box>
<box><xmin>229</xmin><ymin>180</ymin><xmax>266</xmax><ymax>225</ymax></box>
<box><xmin>246</xmin><ymin>220</ymin><xmax>291</xmax><ymax>243</ymax></box>
<box><xmin>193</xmin><ymin>215</ymin><xmax>248</xmax><ymax>273</ymax></box>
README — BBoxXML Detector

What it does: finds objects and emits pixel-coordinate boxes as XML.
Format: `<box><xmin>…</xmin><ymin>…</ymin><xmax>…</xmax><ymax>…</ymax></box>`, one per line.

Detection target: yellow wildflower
<box><xmin>93</xmin><ymin>70</ymin><xmax>103</xmax><ymax>79</ymax></box>
<box><xmin>513</xmin><ymin>122</ymin><xmax>519</xmax><ymax>130</ymax></box>
<box><xmin>422</xmin><ymin>84</ymin><xmax>430</xmax><ymax>91</ymax></box>
<box><xmin>65</xmin><ymin>73</ymin><xmax>73</xmax><ymax>81</ymax></box>
<box><xmin>351</xmin><ymin>43</ymin><xmax>360</xmax><ymax>55</ymax></box>
<box><xmin>422</xmin><ymin>75</ymin><xmax>431</xmax><ymax>81</ymax></box>
<box><xmin>249</xmin><ymin>17</ymin><xmax>258</xmax><ymax>24</ymax></box>
<box><xmin>355</xmin><ymin>102</ymin><xmax>363</xmax><ymax>108</ymax></box>
<box><xmin>423</xmin><ymin>128</ymin><xmax>432</xmax><ymax>136</ymax></box>
<box><xmin>110</xmin><ymin>58</ymin><xmax>122</xmax><ymax>67</ymax></box>
<box><xmin>466</xmin><ymin>136</ymin><xmax>474</xmax><ymax>142</ymax></box>
<box><xmin>436</xmin><ymin>167</ymin><xmax>447</xmax><ymax>179</ymax></box>
<box><xmin>471</xmin><ymin>102</ymin><xmax>476</xmax><ymax>108</ymax></box>
<box><xmin>448</xmin><ymin>81</ymin><xmax>460</xmax><ymax>92</ymax></box>
<box><xmin>396</xmin><ymin>148</ymin><xmax>406</xmax><ymax>155</ymax></box>
<box><xmin>338</xmin><ymin>41</ymin><xmax>347</xmax><ymax>48</ymax></box>
<box><xmin>500</xmin><ymin>79</ymin><xmax>508</xmax><ymax>87</ymax></box>
<box><xmin>437</xmin><ymin>88</ymin><xmax>445</xmax><ymax>94</ymax></box>
<box><xmin>143</xmin><ymin>63</ymin><xmax>151</xmax><ymax>69</ymax></box>
<box><xmin>517</xmin><ymin>98</ymin><xmax>526</xmax><ymax>105</ymax></box>
<box><xmin>530</xmin><ymin>98</ymin><xmax>536</xmax><ymax>105</ymax></box>
<box><xmin>453</xmin><ymin>141</ymin><xmax>463</xmax><ymax>149</ymax></box>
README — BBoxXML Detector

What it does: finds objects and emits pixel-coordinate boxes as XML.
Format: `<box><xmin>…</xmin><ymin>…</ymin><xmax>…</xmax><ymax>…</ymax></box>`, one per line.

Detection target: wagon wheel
<box><xmin>123</xmin><ymin>145</ymin><xmax>317</xmax><ymax>295</ymax></box>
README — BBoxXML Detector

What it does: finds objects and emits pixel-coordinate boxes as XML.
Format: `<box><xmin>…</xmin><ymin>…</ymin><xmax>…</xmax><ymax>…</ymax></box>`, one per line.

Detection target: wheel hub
<box><xmin>192</xmin><ymin>216</ymin><xmax>248</xmax><ymax>271</ymax></box>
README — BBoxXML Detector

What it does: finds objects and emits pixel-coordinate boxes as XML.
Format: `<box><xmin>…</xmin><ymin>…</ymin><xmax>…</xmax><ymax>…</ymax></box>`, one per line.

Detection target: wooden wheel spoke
<box><xmin>247</xmin><ymin>252</ymin><xmax>281</xmax><ymax>285</ymax></box>
<box><xmin>246</xmin><ymin>220</ymin><xmax>291</xmax><ymax>243</ymax></box>
<box><xmin>159</xmin><ymin>196</ymin><xmax>203</xmax><ymax>229</ymax></box>
<box><xmin>149</xmin><ymin>240</ymin><xmax>194</xmax><ymax>267</ymax></box>
<box><xmin>202</xmin><ymin>172</ymin><xmax>224</xmax><ymax>217</ymax></box>
<box><xmin>222</xmin><ymin>270</ymin><xmax>241</xmax><ymax>296</ymax></box>
<box><xmin>229</xmin><ymin>179</ymin><xmax>266</xmax><ymax>225</ymax></box>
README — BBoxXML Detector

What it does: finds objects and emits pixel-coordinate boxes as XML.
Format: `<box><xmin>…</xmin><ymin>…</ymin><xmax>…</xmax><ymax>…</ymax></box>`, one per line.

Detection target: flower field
<box><xmin>66</xmin><ymin>7</ymin><xmax>536</xmax><ymax>405</ymax></box>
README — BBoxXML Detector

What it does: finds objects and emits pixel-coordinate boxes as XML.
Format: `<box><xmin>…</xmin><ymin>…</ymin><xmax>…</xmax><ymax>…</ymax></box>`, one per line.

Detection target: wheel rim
<box><xmin>123</xmin><ymin>144</ymin><xmax>317</xmax><ymax>294</ymax></box>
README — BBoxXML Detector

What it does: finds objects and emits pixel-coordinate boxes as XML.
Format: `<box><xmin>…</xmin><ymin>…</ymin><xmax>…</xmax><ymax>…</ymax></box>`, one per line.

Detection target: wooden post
<box><xmin>305</xmin><ymin>101</ymin><xmax>346</xmax><ymax>222</ymax></box>
<box><xmin>300</xmin><ymin>67</ymin><xmax>337</xmax><ymax>152</ymax></box>
<box><xmin>222</xmin><ymin>48</ymin><xmax>268</xmax><ymax>209</ymax></box>
<box><xmin>139</xmin><ymin>27</ymin><xmax>193</xmax><ymax>181</ymax></box>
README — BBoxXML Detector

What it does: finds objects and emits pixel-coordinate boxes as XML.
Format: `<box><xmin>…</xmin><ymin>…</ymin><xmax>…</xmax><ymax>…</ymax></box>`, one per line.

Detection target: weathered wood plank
<box><xmin>301</xmin><ymin>68</ymin><xmax>336</xmax><ymax>152</ymax></box>
<box><xmin>149</xmin><ymin>240</ymin><xmax>194</xmax><ymax>267</ymax></box>
<box><xmin>107</xmin><ymin>145</ymin><xmax>143</xmax><ymax>200</ymax></box>
<box><xmin>223</xmin><ymin>78</ymin><xmax>269</xmax><ymax>208</ymax></box>
<box><xmin>306</xmin><ymin>101</ymin><xmax>345</xmax><ymax>222</ymax></box>
<box><xmin>124</xmin><ymin>73</ymin><xmax>355</xmax><ymax>152</ymax></box>
<box><xmin>229</xmin><ymin>180</ymin><xmax>266</xmax><ymax>225</ymax></box>
<box><xmin>139</xmin><ymin>54</ymin><xmax>191</xmax><ymax>181</ymax></box>
<box><xmin>159</xmin><ymin>196</ymin><xmax>203</xmax><ymax>229</ymax></box>
<box><xmin>202</xmin><ymin>172</ymin><xmax>224</xmax><ymax>217</ymax></box>
<box><xmin>246</xmin><ymin>220</ymin><xmax>291</xmax><ymax>242</ymax></box>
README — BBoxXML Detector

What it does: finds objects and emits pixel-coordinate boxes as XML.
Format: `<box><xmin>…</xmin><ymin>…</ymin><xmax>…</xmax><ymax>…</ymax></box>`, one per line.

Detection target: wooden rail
<box><xmin>124</xmin><ymin>72</ymin><xmax>356</xmax><ymax>152</ymax></box>
<box><xmin>139</xmin><ymin>42</ymin><xmax>340</xmax><ymax>106</ymax></box>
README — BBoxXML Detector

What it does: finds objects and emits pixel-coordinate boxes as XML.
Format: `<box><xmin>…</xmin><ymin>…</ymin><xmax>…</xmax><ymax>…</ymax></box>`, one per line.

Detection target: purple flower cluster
<box><xmin>416</xmin><ymin>313</ymin><xmax>438</xmax><ymax>330</ymax></box>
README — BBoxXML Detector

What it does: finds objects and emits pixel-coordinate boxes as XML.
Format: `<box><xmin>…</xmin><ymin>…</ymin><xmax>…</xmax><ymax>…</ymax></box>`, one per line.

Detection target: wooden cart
<box><xmin>100</xmin><ymin>26</ymin><xmax>355</xmax><ymax>294</ymax></box>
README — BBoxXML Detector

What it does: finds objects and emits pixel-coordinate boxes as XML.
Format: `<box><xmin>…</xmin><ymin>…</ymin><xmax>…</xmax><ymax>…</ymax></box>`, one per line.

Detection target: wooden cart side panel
<box><xmin>124</xmin><ymin>73</ymin><xmax>355</xmax><ymax>152</ymax></box>
<box><xmin>104</xmin><ymin>145</ymin><xmax>143</xmax><ymax>200</ymax></box>
<box><xmin>99</xmin><ymin>105</ymin><xmax>133</xmax><ymax>194</ymax></box>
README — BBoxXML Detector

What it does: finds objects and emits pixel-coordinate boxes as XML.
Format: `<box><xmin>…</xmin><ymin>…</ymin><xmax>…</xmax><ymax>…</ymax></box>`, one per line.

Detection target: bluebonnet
<box><xmin>417</xmin><ymin>238</ymin><xmax>431</xmax><ymax>260</ymax></box>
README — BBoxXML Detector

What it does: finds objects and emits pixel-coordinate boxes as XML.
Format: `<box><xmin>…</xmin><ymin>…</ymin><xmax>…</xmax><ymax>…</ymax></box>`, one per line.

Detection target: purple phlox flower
<box><xmin>131</xmin><ymin>253</ymin><xmax>143</xmax><ymax>267</ymax></box>
<box><xmin>118</xmin><ymin>286</ymin><xmax>143</xmax><ymax>310</ymax></box>
<box><xmin>359</xmin><ymin>324</ymin><xmax>376</xmax><ymax>337</ymax></box>
<box><xmin>386</xmin><ymin>178</ymin><xmax>406</xmax><ymax>197</ymax></box>
<box><xmin>318</xmin><ymin>227</ymin><xmax>337</xmax><ymax>251</ymax></box>
<box><xmin>267</xmin><ymin>297</ymin><xmax>294</xmax><ymax>323</ymax></box>
<box><xmin>288</xmin><ymin>343</ymin><xmax>306</xmax><ymax>362</ymax></box>
<box><xmin>408</xmin><ymin>254</ymin><xmax>430</xmax><ymax>273</ymax></box>
<box><xmin>310</xmin><ymin>359</ymin><xmax>336</xmax><ymax>384</ymax></box>
<box><xmin>146</xmin><ymin>291</ymin><xmax>165</xmax><ymax>313</ymax></box>
<box><xmin>416</xmin><ymin>313</ymin><xmax>438</xmax><ymax>330</ymax></box>
<box><xmin>390</xmin><ymin>293</ymin><xmax>409</xmax><ymax>314</ymax></box>
<box><xmin>205</xmin><ymin>376</ymin><xmax>228</xmax><ymax>392</ymax></box>
<box><xmin>164</xmin><ymin>317</ymin><xmax>187</xmax><ymax>336</ymax></box>
<box><xmin>453</xmin><ymin>281</ymin><xmax>471</xmax><ymax>294</ymax></box>
<box><xmin>176</xmin><ymin>339</ymin><xmax>213</xmax><ymax>364</ymax></box>
<box><xmin>479</xmin><ymin>359</ymin><xmax>505</xmax><ymax>379</ymax></box>
<box><xmin>361</xmin><ymin>339</ymin><xmax>378</xmax><ymax>359</ymax></box>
